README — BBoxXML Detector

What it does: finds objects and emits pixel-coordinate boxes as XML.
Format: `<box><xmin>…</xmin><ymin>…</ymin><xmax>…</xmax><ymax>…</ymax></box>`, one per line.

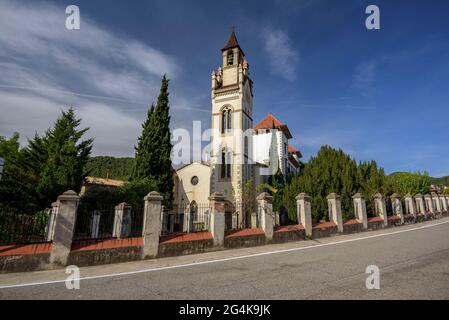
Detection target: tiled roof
<box><xmin>84</xmin><ymin>176</ymin><xmax>126</xmax><ymax>187</ymax></box>
<box><xmin>254</xmin><ymin>113</ymin><xmax>283</xmax><ymax>130</ymax></box>
<box><xmin>254</xmin><ymin>113</ymin><xmax>293</xmax><ymax>139</ymax></box>
<box><xmin>288</xmin><ymin>144</ymin><xmax>301</xmax><ymax>154</ymax></box>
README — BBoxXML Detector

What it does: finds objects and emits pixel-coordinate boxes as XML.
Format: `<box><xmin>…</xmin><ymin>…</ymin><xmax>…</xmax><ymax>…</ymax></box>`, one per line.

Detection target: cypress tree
<box><xmin>132</xmin><ymin>75</ymin><xmax>173</xmax><ymax>205</ymax></box>
<box><xmin>132</xmin><ymin>104</ymin><xmax>157</xmax><ymax>180</ymax></box>
<box><xmin>154</xmin><ymin>75</ymin><xmax>174</xmax><ymax>206</ymax></box>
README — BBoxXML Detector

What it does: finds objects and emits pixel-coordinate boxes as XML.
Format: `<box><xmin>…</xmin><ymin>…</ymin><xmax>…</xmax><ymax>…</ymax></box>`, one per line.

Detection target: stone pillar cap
<box><xmin>209</xmin><ymin>192</ymin><xmax>225</xmax><ymax>201</ymax></box>
<box><xmin>352</xmin><ymin>193</ymin><xmax>364</xmax><ymax>199</ymax></box>
<box><xmin>57</xmin><ymin>190</ymin><xmax>80</xmax><ymax>202</ymax></box>
<box><xmin>144</xmin><ymin>191</ymin><xmax>163</xmax><ymax>201</ymax></box>
<box><xmin>414</xmin><ymin>193</ymin><xmax>423</xmax><ymax>198</ymax></box>
<box><xmin>115</xmin><ymin>202</ymin><xmax>131</xmax><ymax>209</ymax></box>
<box><xmin>390</xmin><ymin>193</ymin><xmax>401</xmax><ymax>199</ymax></box>
<box><xmin>404</xmin><ymin>193</ymin><xmax>413</xmax><ymax>198</ymax></box>
<box><xmin>424</xmin><ymin>194</ymin><xmax>431</xmax><ymax>197</ymax></box>
<box><xmin>374</xmin><ymin>193</ymin><xmax>384</xmax><ymax>199</ymax></box>
<box><xmin>257</xmin><ymin>192</ymin><xmax>273</xmax><ymax>201</ymax></box>
<box><xmin>296</xmin><ymin>193</ymin><xmax>310</xmax><ymax>201</ymax></box>
<box><xmin>327</xmin><ymin>193</ymin><xmax>340</xmax><ymax>200</ymax></box>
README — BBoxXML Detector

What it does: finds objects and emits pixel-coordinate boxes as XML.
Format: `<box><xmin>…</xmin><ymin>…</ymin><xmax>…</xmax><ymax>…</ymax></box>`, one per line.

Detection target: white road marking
<box><xmin>1</xmin><ymin>219</ymin><xmax>448</xmax><ymax>289</ymax></box>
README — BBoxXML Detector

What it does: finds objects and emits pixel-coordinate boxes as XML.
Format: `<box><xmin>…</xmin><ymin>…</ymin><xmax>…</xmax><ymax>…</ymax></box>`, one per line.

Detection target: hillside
<box><xmin>389</xmin><ymin>172</ymin><xmax>449</xmax><ymax>187</ymax></box>
<box><xmin>85</xmin><ymin>156</ymin><xmax>134</xmax><ymax>181</ymax></box>
<box><xmin>429</xmin><ymin>176</ymin><xmax>449</xmax><ymax>186</ymax></box>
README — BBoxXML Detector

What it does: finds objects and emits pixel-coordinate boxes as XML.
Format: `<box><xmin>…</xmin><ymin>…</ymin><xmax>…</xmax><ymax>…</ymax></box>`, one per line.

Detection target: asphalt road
<box><xmin>1</xmin><ymin>218</ymin><xmax>449</xmax><ymax>300</ymax></box>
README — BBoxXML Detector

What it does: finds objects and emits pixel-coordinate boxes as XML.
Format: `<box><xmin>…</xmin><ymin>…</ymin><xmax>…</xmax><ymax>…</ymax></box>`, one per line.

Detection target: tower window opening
<box><xmin>221</xmin><ymin>107</ymin><xmax>233</xmax><ymax>133</ymax></box>
<box><xmin>221</xmin><ymin>150</ymin><xmax>231</xmax><ymax>179</ymax></box>
<box><xmin>227</xmin><ymin>50</ymin><xmax>234</xmax><ymax>66</ymax></box>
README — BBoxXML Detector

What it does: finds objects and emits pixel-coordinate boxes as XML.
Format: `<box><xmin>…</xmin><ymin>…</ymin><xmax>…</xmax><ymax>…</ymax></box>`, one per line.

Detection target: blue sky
<box><xmin>1</xmin><ymin>0</ymin><xmax>449</xmax><ymax>176</ymax></box>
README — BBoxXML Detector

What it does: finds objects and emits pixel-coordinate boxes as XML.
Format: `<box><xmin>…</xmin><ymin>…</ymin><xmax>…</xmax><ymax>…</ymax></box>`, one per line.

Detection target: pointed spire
<box><xmin>222</xmin><ymin>29</ymin><xmax>245</xmax><ymax>55</ymax></box>
<box><xmin>222</xmin><ymin>31</ymin><xmax>239</xmax><ymax>50</ymax></box>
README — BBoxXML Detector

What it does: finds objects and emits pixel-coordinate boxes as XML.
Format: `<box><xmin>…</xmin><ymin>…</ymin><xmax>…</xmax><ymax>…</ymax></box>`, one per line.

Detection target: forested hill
<box><xmin>85</xmin><ymin>156</ymin><xmax>134</xmax><ymax>181</ymax></box>
<box><xmin>430</xmin><ymin>176</ymin><xmax>449</xmax><ymax>186</ymax></box>
<box><xmin>85</xmin><ymin>157</ymin><xmax>449</xmax><ymax>186</ymax></box>
<box><xmin>389</xmin><ymin>172</ymin><xmax>449</xmax><ymax>187</ymax></box>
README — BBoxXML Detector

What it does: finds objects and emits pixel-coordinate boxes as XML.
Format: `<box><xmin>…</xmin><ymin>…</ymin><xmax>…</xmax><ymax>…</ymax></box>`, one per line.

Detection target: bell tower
<box><xmin>210</xmin><ymin>31</ymin><xmax>254</xmax><ymax>221</ymax></box>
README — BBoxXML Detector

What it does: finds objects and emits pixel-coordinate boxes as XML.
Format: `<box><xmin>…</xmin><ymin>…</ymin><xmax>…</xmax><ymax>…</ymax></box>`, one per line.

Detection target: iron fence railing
<box><xmin>73</xmin><ymin>206</ymin><xmax>115</xmax><ymax>241</ymax></box>
<box><xmin>73</xmin><ymin>204</ymin><xmax>145</xmax><ymax>241</ymax></box>
<box><xmin>0</xmin><ymin>209</ymin><xmax>50</xmax><ymax>245</ymax></box>
<box><xmin>161</xmin><ymin>203</ymin><xmax>211</xmax><ymax>235</ymax></box>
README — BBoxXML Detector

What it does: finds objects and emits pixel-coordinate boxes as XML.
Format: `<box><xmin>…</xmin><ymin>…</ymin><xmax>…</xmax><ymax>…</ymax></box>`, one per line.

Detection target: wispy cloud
<box><xmin>0</xmin><ymin>0</ymin><xmax>188</xmax><ymax>156</ymax></box>
<box><xmin>262</xmin><ymin>27</ymin><xmax>299</xmax><ymax>81</ymax></box>
<box><xmin>352</xmin><ymin>60</ymin><xmax>378</xmax><ymax>95</ymax></box>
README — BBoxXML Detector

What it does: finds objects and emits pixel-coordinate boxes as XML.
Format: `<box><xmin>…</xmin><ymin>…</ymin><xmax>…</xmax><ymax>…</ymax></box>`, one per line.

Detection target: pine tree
<box><xmin>23</xmin><ymin>108</ymin><xmax>93</xmax><ymax>208</ymax></box>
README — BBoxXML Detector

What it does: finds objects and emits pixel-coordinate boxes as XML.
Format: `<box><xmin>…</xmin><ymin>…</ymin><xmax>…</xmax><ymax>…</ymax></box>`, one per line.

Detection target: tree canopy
<box><xmin>0</xmin><ymin>108</ymin><xmax>93</xmax><ymax>212</ymax></box>
<box><xmin>132</xmin><ymin>75</ymin><xmax>174</xmax><ymax>205</ymax></box>
<box><xmin>282</xmin><ymin>146</ymin><xmax>389</xmax><ymax>222</ymax></box>
<box><xmin>85</xmin><ymin>156</ymin><xmax>134</xmax><ymax>181</ymax></box>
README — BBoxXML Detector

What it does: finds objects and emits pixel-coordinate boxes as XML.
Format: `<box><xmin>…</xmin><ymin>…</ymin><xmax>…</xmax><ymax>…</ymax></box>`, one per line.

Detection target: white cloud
<box><xmin>262</xmin><ymin>27</ymin><xmax>299</xmax><ymax>81</ymax></box>
<box><xmin>352</xmin><ymin>60</ymin><xmax>378</xmax><ymax>95</ymax></box>
<box><xmin>0</xmin><ymin>0</ymin><xmax>188</xmax><ymax>157</ymax></box>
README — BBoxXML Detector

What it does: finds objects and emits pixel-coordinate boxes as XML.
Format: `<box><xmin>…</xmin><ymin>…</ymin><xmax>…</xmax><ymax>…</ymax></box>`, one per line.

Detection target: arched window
<box><xmin>221</xmin><ymin>110</ymin><xmax>227</xmax><ymax>134</ymax></box>
<box><xmin>221</xmin><ymin>106</ymin><xmax>233</xmax><ymax>133</ymax></box>
<box><xmin>227</xmin><ymin>49</ymin><xmax>234</xmax><ymax>66</ymax></box>
<box><xmin>221</xmin><ymin>150</ymin><xmax>231</xmax><ymax>179</ymax></box>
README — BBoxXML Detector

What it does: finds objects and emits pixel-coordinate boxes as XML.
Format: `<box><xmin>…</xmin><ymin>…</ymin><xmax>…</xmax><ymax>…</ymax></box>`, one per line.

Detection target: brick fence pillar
<box><xmin>352</xmin><ymin>193</ymin><xmax>368</xmax><ymax>229</ymax></box>
<box><xmin>404</xmin><ymin>194</ymin><xmax>417</xmax><ymax>219</ymax></box>
<box><xmin>327</xmin><ymin>193</ymin><xmax>343</xmax><ymax>233</ymax></box>
<box><xmin>431</xmin><ymin>192</ymin><xmax>442</xmax><ymax>216</ymax></box>
<box><xmin>142</xmin><ymin>192</ymin><xmax>162</xmax><ymax>259</ymax></box>
<box><xmin>390</xmin><ymin>193</ymin><xmax>404</xmax><ymax>224</ymax></box>
<box><xmin>414</xmin><ymin>194</ymin><xmax>426</xmax><ymax>217</ymax></box>
<box><xmin>113</xmin><ymin>203</ymin><xmax>132</xmax><ymax>238</ymax></box>
<box><xmin>46</xmin><ymin>201</ymin><xmax>60</xmax><ymax>242</ymax></box>
<box><xmin>296</xmin><ymin>193</ymin><xmax>312</xmax><ymax>237</ymax></box>
<box><xmin>257</xmin><ymin>192</ymin><xmax>274</xmax><ymax>241</ymax></box>
<box><xmin>209</xmin><ymin>192</ymin><xmax>225</xmax><ymax>246</ymax></box>
<box><xmin>440</xmin><ymin>195</ymin><xmax>448</xmax><ymax>213</ymax></box>
<box><xmin>424</xmin><ymin>194</ymin><xmax>435</xmax><ymax>216</ymax></box>
<box><xmin>250</xmin><ymin>212</ymin><xmax>258</xmax><ymax>229</ymax></box>
<box><xmin>374</xmin><ymin>193</ymin><xmax>388</xmax><ymax>227</ymax></box>
<box><xmin>50</xmin><ymin>190</ymin><xmax>80</xmax><ymax>267</ymax></box>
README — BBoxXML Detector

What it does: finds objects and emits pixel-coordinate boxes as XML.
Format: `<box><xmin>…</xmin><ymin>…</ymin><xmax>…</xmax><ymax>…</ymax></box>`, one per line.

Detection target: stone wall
<box><xmin>68</xmin><ymin>238</ymin><xmax>144</xmax><ymax>267</ymax></box>
<box><xmin>343</xmin><ymin>220</ymin><xmax>364</xmax><ymax>234</ymax></box>
<box><xmin>0</xmin><ymin>243</ymin><xmax>52</xmax><ymax>273</ymax></box>
<box><xmin>312</xmin><ymin>222</ymin><xmax>338</xmax><ymax>239</ymax></box>
<box><xmin>367</xmin><ymin>217</ymin><xmax>385</xmax><ymax>231</ymax></box>
<box><xmin>272</xmin><ymin>225</ymin><xmax>306</xmax><ymax>243</ymax></box>
<box><xmin>224</xmin><ymin>228</ymin><xmax>267</xmax><ymax>249</ymax></box>
<box><xmin>158</xmin><ymin>232</ymin><xmax>215</xmax><ymax>258</ymax></box>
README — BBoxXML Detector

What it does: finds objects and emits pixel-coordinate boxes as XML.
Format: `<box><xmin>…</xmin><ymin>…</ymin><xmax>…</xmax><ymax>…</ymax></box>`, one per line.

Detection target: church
<box><xmin>173</xmin><ymin>31</ymin><xmax>302</xmax><ymax>224</ymax></box>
